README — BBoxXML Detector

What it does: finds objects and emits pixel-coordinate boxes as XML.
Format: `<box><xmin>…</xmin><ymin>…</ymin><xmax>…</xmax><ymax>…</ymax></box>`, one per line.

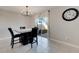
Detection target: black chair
<box><xmin>20</xmin><ymin>31</ymin><xmax>35</xmax><ymax>48</ymax></box>
<box><xmin>20</xmin><ymin>32</ymin><xmax>33</xmax><ymax>45</ymax></box>
<box><xmin>8</xmin><ymin>28</ymin><xmax>22</xmax><ymax>48</ymax></box>
<box><xmin>31</xmin><ymin>27</ymin><xmax>38</xmax><ymax>48</ymax></box>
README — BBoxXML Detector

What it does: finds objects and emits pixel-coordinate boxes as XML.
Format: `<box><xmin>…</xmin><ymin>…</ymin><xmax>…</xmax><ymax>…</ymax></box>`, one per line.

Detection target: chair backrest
<box><xmin>32</xmin><ymin>27</ymin><xmax>38</xmax><ymax>37</ymax></box>
<box><xmin>8</xmin><ymin>28</ymin><xmax>14</xmax><ymax>37</ymax></box>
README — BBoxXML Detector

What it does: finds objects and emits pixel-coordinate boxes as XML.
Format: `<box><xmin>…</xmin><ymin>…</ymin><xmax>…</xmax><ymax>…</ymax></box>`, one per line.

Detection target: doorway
<box><xmin>35</xmin><ymin>16</ymin><xmax>48</xmax><ymax>39</ymax></box>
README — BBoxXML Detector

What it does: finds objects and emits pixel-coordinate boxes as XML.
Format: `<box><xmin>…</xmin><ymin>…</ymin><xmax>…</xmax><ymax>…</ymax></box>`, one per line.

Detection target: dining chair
<box><xmin>31</xmin><ymin>27</ymin><xmax>38</xmax><ymax>48</ymax></box>
<box><xmin>20</xmin><ymin>32</ymin><xmax>34</xmax><ymax>48</ymax></box>
<box><xmin>8</xmin><ymin>28</ymin><xmax>22</xmax><ymax>48</ymax></box>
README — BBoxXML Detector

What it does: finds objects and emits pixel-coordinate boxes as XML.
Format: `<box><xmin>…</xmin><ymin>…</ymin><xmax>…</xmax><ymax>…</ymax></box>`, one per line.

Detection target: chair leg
<box><xmin>11</xmin><ymin>38</ymin><xmax>14</xmax><ymax>48</ymax></box>
<box><xmin>36</xmin><ymin>37</ymin><xmax>38</xmax><ymax>45</ymax></box>
<box><xmin>11</xmin><ymin>43</ymin><xmax>14</xmax><ymax>48</ymax></box>
<box><xmin>31</xmin><ymin>43</ymin><xmax>32</xmax><ymax>48</ymax></box>
<box><xmin>11</xmin><ymin>41</ymin><xmax>12</xmax><ymax>45</ymax></box>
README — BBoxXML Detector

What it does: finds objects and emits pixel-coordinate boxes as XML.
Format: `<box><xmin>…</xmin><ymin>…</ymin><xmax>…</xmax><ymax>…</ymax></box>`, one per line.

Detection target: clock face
<box><xmin>62</xmin><ymin>8</ymin><xmax>79</xmax><ymax>21</ymax></box>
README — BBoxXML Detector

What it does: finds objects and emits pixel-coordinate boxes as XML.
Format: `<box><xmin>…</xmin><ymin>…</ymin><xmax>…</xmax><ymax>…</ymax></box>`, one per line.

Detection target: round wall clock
<box><xmin>62</xmin><ymin>8</ymin><xmax>79</xmax><ymax>21</ymax></box>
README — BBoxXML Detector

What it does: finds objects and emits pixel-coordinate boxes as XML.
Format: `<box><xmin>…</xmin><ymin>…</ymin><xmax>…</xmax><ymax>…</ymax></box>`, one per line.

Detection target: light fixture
<box><xmin>21</xmin><ymin>6</ymin><xmax>31</xmax><ymax>16</ymax></box>
<box><xmin>25</xmin><ymin>6</ymin><xmax>29</xmax><ymax>16</ymax></box>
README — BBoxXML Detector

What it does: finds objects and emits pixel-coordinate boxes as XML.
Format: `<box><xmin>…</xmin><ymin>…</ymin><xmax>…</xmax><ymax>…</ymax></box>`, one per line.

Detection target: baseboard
<box><xmin>50</xmin><ymin>37</ymin><xmax>79</xmax><ymax>49</ymax></box>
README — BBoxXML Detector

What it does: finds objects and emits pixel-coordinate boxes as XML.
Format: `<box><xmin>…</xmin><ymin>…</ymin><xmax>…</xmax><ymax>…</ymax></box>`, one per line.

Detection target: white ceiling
<box><xmin>0</xmin><ymin>6</ymin><xmax>53</xmax><ymax>15</ymax></box>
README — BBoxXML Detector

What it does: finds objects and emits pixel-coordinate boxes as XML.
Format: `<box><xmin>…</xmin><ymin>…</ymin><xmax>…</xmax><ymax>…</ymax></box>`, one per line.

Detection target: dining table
<box><xmin>13</xmin><ymin>28</ymin><xmax>32</xmax><ymax>33</ymax></box>
<box><xmin>13</xmin><ymin>28</ymin><xmax>32</xmax><ymax>45</ymax></box>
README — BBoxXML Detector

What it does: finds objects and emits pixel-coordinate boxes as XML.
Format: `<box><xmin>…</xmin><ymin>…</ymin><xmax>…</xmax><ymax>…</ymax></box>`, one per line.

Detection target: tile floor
<box><xmin>0</xmin><ymin>36</ymin><xmax>79</xmax><ymax>53</ymax></box>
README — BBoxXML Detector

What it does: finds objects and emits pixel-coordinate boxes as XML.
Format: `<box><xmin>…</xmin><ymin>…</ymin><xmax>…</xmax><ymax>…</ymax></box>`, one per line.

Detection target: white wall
<box><xmin>21</xmin><ymin>6</ymin><xmax>79</xmax><ymax>46</ymax></box>
<box><xmin>50</xmin><ymin>6</ymin><xmax>79</xmax><ymax>46</ymax></box>
<box><xmin>0</xmin><ymin>10</ymin><xmax>33</xmax><ymax>39</ymax></box>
